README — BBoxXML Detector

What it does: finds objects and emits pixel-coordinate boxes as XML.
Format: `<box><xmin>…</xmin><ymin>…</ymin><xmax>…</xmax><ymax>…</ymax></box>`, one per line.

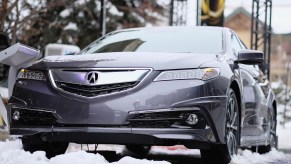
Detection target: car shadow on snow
<box><xmin>93</xmin><ymin>150</ymin><xmax>203</xmax><ymax>164</ymax></box>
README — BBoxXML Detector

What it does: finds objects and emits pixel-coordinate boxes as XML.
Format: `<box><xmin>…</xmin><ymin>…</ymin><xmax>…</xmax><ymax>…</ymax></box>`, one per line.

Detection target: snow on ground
<box><xmin>230</xmin><ymin>149</ymin><xmax>288</xmax><ymax>164</ymax></box>
<box><xmin>0</xmin><ymin>140</ymin><xmax>170</xmax><ymax>164</ymax></box>
<box><xmin>277</xmin><ymin>104</ymin><xmax>291</xmax><ymax>150</ymax></box>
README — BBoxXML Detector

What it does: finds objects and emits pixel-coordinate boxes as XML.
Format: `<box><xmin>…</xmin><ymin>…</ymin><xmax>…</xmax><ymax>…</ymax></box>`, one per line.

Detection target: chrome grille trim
<box><xmin>50</xmin><ymin>68</ymin><xmax>150</xmax><ymax>86</ymax></box>
<box><xmin>49</xmin><ymin>68</ymin><xmax>153</xmax><ymax>98</ymax></box>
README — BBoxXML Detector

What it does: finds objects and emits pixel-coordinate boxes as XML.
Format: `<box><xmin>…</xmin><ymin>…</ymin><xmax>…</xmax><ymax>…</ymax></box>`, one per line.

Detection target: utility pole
<box><xmin>196</xmin><ymin>0</ymin><xmax>200</xmax><ymax>26</ymax></box>
<box><xmin>100</xmin><ymin>0</ymin><xmax>106</xmax><ymax>37</ymax></box>
<box><xmin>250</xmin><ymin>0</ymin><xmax>272</xmax><ymax>80</ymax></box>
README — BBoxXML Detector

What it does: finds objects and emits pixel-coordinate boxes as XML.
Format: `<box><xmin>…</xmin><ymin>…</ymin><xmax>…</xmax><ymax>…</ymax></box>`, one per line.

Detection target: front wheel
<box><xmin>22</xmin><ymin>136</ymin><xmax>69</xmax><ymax>158</ymax></box>
<box><xmin>201</xmin><ymin>88</ymin><xmax>240</xmax><ymax>164</ymax></box>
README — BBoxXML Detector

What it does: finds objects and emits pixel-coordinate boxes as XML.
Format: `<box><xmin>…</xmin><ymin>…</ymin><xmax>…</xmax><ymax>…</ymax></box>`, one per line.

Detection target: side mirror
<box><xmin>235</xmin><ymin>50</ymin><xmax>264</xmax><ymax>65</ymax></box>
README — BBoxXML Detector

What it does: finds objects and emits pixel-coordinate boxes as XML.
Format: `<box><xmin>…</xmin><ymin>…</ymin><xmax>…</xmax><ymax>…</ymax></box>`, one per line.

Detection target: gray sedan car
<box><xmin>8</xmin><ymin>26</ymin><xmax>277</xmax><ymax>163</ymax></box>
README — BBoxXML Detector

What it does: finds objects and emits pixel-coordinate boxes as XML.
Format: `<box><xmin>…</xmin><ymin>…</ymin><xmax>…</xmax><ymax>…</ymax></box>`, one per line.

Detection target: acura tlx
<box><xmin>8</xmin><ymin>26</ymin><xmax>277</xmax><ymax>163</ymax></box>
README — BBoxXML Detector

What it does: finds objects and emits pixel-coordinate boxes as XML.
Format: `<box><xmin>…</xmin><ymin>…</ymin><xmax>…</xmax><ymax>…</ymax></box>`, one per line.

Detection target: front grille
<box><xmin>55</xmin><ymin>81</ymin><xmax>139</xmax><ymax>97</ymax></box>
<box><xmin>11</xmin><ymin>108</ymin><xmax>58</xmax><ymax>126</ymax></box>
<box><xmin>127</xmin><ymin>110</ymin><xmax>206</xmax><ymax>128</ymax></box>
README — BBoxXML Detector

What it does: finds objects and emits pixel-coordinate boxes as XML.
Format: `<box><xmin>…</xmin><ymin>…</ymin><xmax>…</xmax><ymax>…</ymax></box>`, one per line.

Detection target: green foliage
<box><xmin>273</xmin><ymin>88</ymin><xmax>283</xmax><ymax>95</ymax></box>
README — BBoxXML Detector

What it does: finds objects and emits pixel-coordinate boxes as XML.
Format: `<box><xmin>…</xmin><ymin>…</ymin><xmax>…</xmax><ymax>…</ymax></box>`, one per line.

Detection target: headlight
<box><xmin>154</xmin><ymin>68</ymin><xmax>220</xmax><ymax>81</ymax></box>
<box><xmin>17</xmin><ymin>69</ymin><xmax>46</xmax><ymax>81</ymax></box>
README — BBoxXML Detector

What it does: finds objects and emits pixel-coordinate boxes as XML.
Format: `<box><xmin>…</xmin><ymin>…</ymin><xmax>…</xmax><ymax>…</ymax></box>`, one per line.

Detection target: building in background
<box><xmin>224</xmin><ymin>7</ymin><xmax>255</xmax><ymax>48</ymax></box>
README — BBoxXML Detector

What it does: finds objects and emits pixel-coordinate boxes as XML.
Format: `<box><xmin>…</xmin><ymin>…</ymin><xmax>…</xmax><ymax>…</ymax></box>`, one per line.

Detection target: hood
<box><xmin>28</xmin><ymin>52</ymin><xmax>217</xmax><ymax>70</ymax></box>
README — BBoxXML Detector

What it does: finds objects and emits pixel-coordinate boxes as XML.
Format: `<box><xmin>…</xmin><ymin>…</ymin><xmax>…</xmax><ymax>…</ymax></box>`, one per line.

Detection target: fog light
<box><xmin>186</xmin><ymin>114</ymin><xmax>198</xmax><ymax>125</ymax></box>
<box><xmin>13</xmin><ymin>110</ymin><xmax>20</xmax><ymax>120</ymax></box>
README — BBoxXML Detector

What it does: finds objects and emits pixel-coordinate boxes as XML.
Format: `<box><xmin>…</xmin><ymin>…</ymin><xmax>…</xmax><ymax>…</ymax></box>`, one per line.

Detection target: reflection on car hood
<box><xmin>29</xmin><ymin>52</ymin><xmax>218</xmax><ymax>70</ymax></box>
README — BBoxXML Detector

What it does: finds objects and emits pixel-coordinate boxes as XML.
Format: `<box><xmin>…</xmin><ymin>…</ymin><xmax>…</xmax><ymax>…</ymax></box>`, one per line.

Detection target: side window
<box><xmin>238</xmin><ymin>39</ymin><xmax>247</xmax><ymax>49</ymax></box>
<box><xmin>231</xmin><ymin>35</ymin><xmax>242</xmax><ymax>56</ymax></box>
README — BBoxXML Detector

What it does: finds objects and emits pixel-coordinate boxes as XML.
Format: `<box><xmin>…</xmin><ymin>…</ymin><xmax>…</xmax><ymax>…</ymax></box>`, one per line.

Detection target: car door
<box><xmin>230</xmin><ymin>34</ymin><xmax>268</xmax><ymax>144</ymax></box>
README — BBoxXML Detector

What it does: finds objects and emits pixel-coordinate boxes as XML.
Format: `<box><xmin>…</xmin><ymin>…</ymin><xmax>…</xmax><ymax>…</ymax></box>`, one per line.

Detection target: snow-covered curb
<box><xmin>230</xmin><ymin>149</ymin><xmax>289</xmax><ymax>164</ymax></box>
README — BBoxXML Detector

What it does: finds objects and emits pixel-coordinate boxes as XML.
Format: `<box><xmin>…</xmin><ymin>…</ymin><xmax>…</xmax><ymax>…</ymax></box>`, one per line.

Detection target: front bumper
<box><xmin>9</xmin><ymin>96</ymin><xmax>227</xmax><ymax>146</ymax></box>
<box><xmin>9</xmin><ymin>76</ymin><xmax>228</xmax><ymax>145</ymax></box>
<box><xmin>11</xmin><ymin>126</ymin><xmax>213</xmax><ymax>149</ymax></box>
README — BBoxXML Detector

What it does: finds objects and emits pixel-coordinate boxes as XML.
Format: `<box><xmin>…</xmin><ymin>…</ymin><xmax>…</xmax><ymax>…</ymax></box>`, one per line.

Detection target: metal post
<box><xmin>250</xmin><ymin>0</ymin><xmax>272</xmax><ymax>80</ymax></box>
<box><xmin>250</xmin><ymin>0</ymin><xmax>254</xmax><ymax>49</ymax></box>
<box><xmin>196</xmin><ymin>0</ymin><xmax>200</xmax><ymax>26</ymax></box>
<box><xmin>255</xmin><ymin>1</ymin><xmax>259</xmax><ymax>50</ymax></box>
<box><xmin>169</xmin><ymin>0</ymin><xmax>174</xmax><ymax>26</ymax></box>
<box><xmin>263</xmin><ymin>0</ymin><xmax>268</xmax><ymax>78</ymax></box>
<box><xmin>100</xmin><ymin>0</ymin><xmax>106</xmax><ymax>37</ymax></box>
<box><xmin>267</xmin><ymin>0</ymin><xmax>272</xmax><ymax>80</ymax></box>
<box><xmin>263</xmin><ymin>1</ymin><xmax>268</xmax><ymax>61</ymax></box>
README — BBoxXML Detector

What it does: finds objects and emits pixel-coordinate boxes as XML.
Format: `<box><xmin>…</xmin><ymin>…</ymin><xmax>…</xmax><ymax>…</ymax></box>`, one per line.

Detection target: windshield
<box><xmin>81</xmin><ymin>27</ymin><xmax>223</xmax><ymax>54</ymax></box>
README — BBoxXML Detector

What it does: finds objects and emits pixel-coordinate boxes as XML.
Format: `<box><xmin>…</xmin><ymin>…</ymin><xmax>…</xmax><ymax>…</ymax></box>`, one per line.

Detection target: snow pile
<box><xmin>111</xmin><ymin>157</ymin><xmax>169</xmax><ymax>164</ymax></box>
<box><xmin>230</xmin><ymin>149</ymin><xmax>288</xmax><ymax>164</ymax></box>
<box><xmin>50</xmin><ymin>151</ymin><xmax>108</xmax><ymax>164</ymax></box>
<box><xmin>0</xmin><ymin>139</ymin><xmax>48</xmax><ymax>164</ymax></box>
<box><xmin>0</xmin><ymin>140</ymin><xmax>170</xmax><ymax>164</ymax></box>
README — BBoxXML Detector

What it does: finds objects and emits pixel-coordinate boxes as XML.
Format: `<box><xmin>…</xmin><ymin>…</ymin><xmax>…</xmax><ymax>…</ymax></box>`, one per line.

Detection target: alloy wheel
<box><xmin>226</xmin><ymin>95</ymin><xmax>239</xmax><ymax>156</ymax></box>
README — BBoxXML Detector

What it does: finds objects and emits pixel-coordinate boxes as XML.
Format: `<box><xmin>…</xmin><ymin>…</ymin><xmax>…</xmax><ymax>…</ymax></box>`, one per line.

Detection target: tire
<box><xmin>251</xmin><ymin>107</ymin><xmax>278</xmax><ymax>154</ymax></box>
<box><xmin>22</xmin><ymin>136</ymin><xmax>69</xmax><ymax>158</ymax></box>
<box><xmin>125</xmin><ymin>145</ymin><xmax>151</xmax><ymax>156</ymax></box>
<box><xmin>201</xmin><ymin>88</ymin><xmax>240</xmax><ymax>164</ymax></box>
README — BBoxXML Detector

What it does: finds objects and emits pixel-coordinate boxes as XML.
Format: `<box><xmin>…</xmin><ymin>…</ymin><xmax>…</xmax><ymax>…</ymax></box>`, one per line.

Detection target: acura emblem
<box><xmin>85</xmin><ymin>71</ymin><xmax>99</xmax><ymax>84</ymax></box>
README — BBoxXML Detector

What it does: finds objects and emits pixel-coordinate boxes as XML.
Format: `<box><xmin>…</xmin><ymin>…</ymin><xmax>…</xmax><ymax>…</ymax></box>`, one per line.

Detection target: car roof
<box><xmin>112</xmin><ymin>26</ymin><xmax>230</xmax><ymax>33</ymax></box>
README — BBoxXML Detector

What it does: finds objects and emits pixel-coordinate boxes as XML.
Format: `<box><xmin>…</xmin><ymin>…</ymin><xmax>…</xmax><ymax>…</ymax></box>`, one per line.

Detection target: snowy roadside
<box><xmin>0</xmin><ymin>140</ymin><xmax>170</xmax><ymax>164</ymax></box>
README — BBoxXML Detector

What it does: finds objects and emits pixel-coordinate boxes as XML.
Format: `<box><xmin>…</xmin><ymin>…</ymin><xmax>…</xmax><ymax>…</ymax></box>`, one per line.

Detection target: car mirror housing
<box><xmin>235</xmin><ymin>49</ymin><xmax>264</xmax><ymax>65</ymax></box>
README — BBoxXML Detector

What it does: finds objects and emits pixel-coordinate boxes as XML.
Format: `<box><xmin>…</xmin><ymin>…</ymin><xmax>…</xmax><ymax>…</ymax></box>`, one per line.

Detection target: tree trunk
<box><xmin>0</xmin><ymin>0</ymin><xmax>8</xmax><ymax>32</ymax></box>
<box><xmin>11</xmin><ymin>0</ymin><xmax>20</xmax><ymax>44</ymax></box>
